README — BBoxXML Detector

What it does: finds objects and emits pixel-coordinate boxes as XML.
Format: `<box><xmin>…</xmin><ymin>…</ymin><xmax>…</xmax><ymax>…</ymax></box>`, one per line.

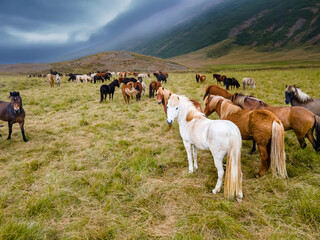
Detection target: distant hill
<box><xmin>0</xmin><ymin>52</ymin><xmax>186</xmax><ymax>74</ymax></box>
<box><xmin>119</xmin><ymin>0</ymin><xmax>320</xmax><ymax>59</ymax></box>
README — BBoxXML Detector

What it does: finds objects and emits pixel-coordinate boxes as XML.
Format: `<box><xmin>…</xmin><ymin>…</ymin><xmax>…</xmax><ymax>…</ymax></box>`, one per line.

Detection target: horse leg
<box><xmin>7</xmin><ymin>122</ymin><xmax>12</xmax><ymax>140</ymax></box>
<box><xmin>250</xmin><ymin>140</ymin><xmax>256</xmax><ymax>154</ymax></box>
<box><xmin>183</xmin><ymin>140</ymin><xmax>193</xmax><ymax>173</ymax></box>
<box><xmin>256</xmin><ymin>144</ymin><xmax>270</xmax><ymax>177</ymax></box>
<box><xmin>192</xmin><ymin>145</ymin><xmax>198</xmax><ymax>171</ymax></box>
<box><xmin>211</xmin><ymin>151</ymin><xmax>225</xmax><ymax>194</ymax></box>
<box><xmin>19</xmin><ymin>121</ymin><xmax>27</xmax><ymax>142</ymax></box>
<box><xmin>306</xmin><ymin>130</ymin><xmax>316</xmax><ymax>150</ymax></box>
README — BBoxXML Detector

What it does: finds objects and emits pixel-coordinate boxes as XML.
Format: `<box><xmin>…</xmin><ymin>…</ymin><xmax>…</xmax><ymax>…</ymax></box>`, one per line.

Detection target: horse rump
<box><xmin>100</xmin><ymin>85</ymin><xmax>109</xmax><ymax>103</ymax></box>
<box><xmin>149</xmin><ymin>83</ymin><xmax>153</xmax><ymax>98</ymax></box>
<box><xmin>315</xmin><ymin>115</ymin><xmax>320</xmax><ymax>152</ymax></box>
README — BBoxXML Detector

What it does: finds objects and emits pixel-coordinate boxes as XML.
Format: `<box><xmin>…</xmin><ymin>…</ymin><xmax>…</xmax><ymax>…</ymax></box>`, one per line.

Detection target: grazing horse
<box><xmin>285</xmin><ymin>85</ymin><xmax>320</xmax><ymax>116</ymax></box>
<box><xmin>50</xmin><ymin>69</ymin><xmax>59</xmax><ymax>75</ymax></box>
<box><xmin>204</xmin><ymin>95</ymin><xmax>287</xmax><ymax>178</ymax></box>
<box><xmin>0</xmin><ymin>92</ymin><xmax>27</xmax><ymax>142</ymax></box>
<box><xmin>100</xmin><ymin>79</ymin><xmax>120</xmax><ymax>102</ymax></box>
<box><xmin>196</xmin><ymin>74</ymin><xmax>206</xmax><ymax>83</ymax></box>
<box><xmin>203</xmin><ymin>84</ymin><xmax>233</xmax><ymax>100</ymax></box>
<box><xmin>149</xmin><ymin>81</ymin><xmax>161</xmax><ymax>98</ymax></box>
<box><xmin>232</xmin><ymin>93</ymin><xmax>320</xmax><ymax>152</ymax></box>
<box><xmin>160</xmin><ymin>71</ymin><xmax>168</xmax><ymax>78</ymax></box>
<box><xmin>167</xmin><ymin>94</ymin><xmax>243</xmax><ymax>201</ymax></box>
<box><xmin>68</xmin><ymin>73</ymin><xmax>76</xmax><ymax>82</ymax></box>
<box><xmin>153</xmin><ymin>73</ymin><xmax>167</xmax><ymax>83</ymax></box>
<box><xmin>224</xmin><ymin>77</ymin><xmax>240</xmax><ymax>90</ymax></box>
<box><xmin>134</xmin><ymin>81</ymin><xmax>142</xmax><ymax>101</ymax></box>
<box><xmin>242</xmin><ymin>77</ymin><xmax>256</xmax><ymax>90</ymax></box>
<box><xmin>213</xmin><ymin>74</ymin><xmax>226</xmax><ymax>85</ymax></box>
<box><xmin>122</xmin><ymin>82</ymin><xmax>138</xmax><ymax>104</ymax></box>
<box><xmin>48</xmin><ymin>74</ymin><xmax>54</xmax><ymax>87</ymax></box>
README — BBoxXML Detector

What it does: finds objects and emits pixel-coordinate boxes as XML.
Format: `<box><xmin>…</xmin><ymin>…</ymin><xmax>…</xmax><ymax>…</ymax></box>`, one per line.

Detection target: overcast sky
<box><xmin>0</xmin><ymin>0</ymin><xmax>216</xmax><ymax>64</ymax></box>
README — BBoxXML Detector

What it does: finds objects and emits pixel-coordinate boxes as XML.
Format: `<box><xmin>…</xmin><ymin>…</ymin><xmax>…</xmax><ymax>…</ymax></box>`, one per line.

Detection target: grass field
<box><xmin>0</xmin><ymin>68</ymin><xmax>319</xmax><ymax>239</ymax></box>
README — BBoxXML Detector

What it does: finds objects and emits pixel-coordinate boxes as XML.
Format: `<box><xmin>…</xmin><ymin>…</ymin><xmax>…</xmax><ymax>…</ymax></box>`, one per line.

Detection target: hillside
<box><xmin>121</xmin><ymin>0</ymin><xmax>320</xmax><ymax>59</ymax></box>
<box><xmin>0</xmin><ymin>52</ymin><xmax>186</xmax><ymax>74</ymax></box>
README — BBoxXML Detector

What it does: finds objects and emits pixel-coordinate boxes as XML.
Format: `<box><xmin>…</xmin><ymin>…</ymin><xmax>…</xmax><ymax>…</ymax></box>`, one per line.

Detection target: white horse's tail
<box><xmin>270</xmin><ymin>121</ymin><xmax>287</xmax><ymax>178</ymax></box>
<box><xmin>224</xmin><ymin>133</ymin><xmax>243</xmax><ymax>202</ymax></box>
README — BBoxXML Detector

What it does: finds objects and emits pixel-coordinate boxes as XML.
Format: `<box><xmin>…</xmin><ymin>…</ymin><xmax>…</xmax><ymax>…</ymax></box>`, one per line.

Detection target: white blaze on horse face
<box><xmin>167</xmin><ymin>96</ymin><xmax>179</xmax><ymax>125</ymax></box>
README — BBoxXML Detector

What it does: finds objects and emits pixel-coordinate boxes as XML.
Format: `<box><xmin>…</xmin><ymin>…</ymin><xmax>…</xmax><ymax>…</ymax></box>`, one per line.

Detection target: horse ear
<box><xmin>285</xmin><ymin>85</ymin><xmax>287</xmax><ymax>88</ymax></box>
<box><xmin>10</xmin><ymin>92</ymin><xmax>13</xmax><ymax>96</ymax></box>
<box><xmin>17</xmin><ymin>92</ymin><xmax>20</xmax><ymax>96</ymax></box>
<box><xmin>293</xmin><ymin>84</ymin><xmax>296</xmax><ymax>88</ymax></box>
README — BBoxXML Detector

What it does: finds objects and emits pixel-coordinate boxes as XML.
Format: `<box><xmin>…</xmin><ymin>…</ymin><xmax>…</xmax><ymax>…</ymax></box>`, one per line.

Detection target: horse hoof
<box><xmin>212</xmin><ymin>189</ymin><xmax>217</xmax><ymax>194</ymax></box>
<box><xmin>249</xmin><ymin>151</ymin><xmax>255</xmax><ymax>155</ymax></box>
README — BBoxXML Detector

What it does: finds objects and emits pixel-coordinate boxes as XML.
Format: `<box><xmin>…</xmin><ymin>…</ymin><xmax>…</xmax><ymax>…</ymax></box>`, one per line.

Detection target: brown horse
<box><xmin>122</xmin><ymin>82</ymin><xmax>138</xmax><ymax>104</ymax></box>
<box><xmin>48</xmin><ymin>74</ymin><xmax>54</xmax><ymax>87</ymax></box>
<box><xmin>0</xmin><ymin>92</ymin><xmax>27</xmax><ymax>142</ymax></box>
<box><xmin>232</xmin><ymin>93</ymin><xmax>320</xmax><ymax>152</ymax></box>
<box><xmin>149</xmin><ymin>81</ymin><xmax>161</xmax><ymax>98</ymax></box>
<box><xmin>204</xmin><ymin>95</ymin><xmax>287</xmax><ymax>178</ymax></box>
<box><xmin>213</xmin><ymin>74</ymin><xmax>226</xmax><ymax>85</ymax></box>
<box><xmin>285</xmin><ymin>85</ymin><xmax>320</xmax><ymax>116</ymax></box>
<box><xmin>203</xmin><ymin>84</ymin><xmax>232</xmax><ymax>100</ymax></box>
<box><xmin>196</xmin><ymin>74</ymin><xmax>206</xmax><ymax>83</ymax></box>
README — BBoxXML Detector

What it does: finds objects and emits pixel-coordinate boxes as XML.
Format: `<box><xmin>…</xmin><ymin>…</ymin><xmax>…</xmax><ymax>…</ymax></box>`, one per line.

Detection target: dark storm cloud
<box><xmin>0</xmin><ymin>0</ymin><xmax>216</xmax><ymax>64</ymax></box>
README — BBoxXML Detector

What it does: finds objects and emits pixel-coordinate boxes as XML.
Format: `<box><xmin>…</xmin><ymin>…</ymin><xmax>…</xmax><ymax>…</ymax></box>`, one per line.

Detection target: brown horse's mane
<box><xmin>233</xmin><ymin>93</ymin><xmax>269</xmax><ymax>108</ymax></box>
<box><xmin>209</xmin><ymin>95</ymin><xmax>241</xmax><ymax>119</ymax></box>
<box><xmin>157</xmin><ymin>87</ymin><xmax>171</xmax><ymax>105</ymax></box>
<box><xmin>204</xmin><ymin>84</ymin><xmax>232</xmax><ymax>100</ymax></box>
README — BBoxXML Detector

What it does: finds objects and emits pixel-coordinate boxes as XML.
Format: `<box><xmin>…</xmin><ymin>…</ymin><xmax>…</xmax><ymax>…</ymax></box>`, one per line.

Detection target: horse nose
<box><xmin>158</xmin><ymin>101</ymin><xmax>161</xmax><ymax>104</ymax></box>
<box><xmin>167</xmin><ymin>120</ymin><xmax>173</xmax><ymax>125</ymax></box>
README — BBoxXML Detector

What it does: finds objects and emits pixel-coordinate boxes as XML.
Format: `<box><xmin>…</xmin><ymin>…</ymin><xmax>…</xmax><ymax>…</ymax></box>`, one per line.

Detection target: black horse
<box><xmin>153</xmin><ymin>73</ymin><xmax>167</xmax><ymax>83</ymax></box>
<box><xmin>68</xmin><ymin>73</ymin><xmax>77</xmax><ymax>82</ymax></box>
<box><xmin>100</xmin><ymin>80</ymin><xmax>120</xmax><ymax>102</ymax></box>
<box><xmin>50</xmin><ymin>69</ymin><xmax>61</xmax><ymax>75</ymax></box>
<box><xmin>0</xmin><ymin>92</ymin><xmax>27</xmax><ymax>142</ymax></box>
<box><xmin>123</xmin><ymin>77</ymin><xmax>137</xmax><ymax>85</ymax></box>
<box><xmin>224</xmin><ymin>77</ymin><xmax>240</xmax><ymax>90</ymax></box>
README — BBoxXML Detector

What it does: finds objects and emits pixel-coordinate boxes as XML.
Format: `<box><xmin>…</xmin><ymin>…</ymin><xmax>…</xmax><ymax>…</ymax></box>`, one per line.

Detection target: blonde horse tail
<box><xmin>224</xmin><ymin>132</ymin><xmax>243</xmax><ymax>202</ymax></box>
<box><xmin>270</xmin><ymin>121</ymin><xmax>287</xmax><ymax>178</ymax></box>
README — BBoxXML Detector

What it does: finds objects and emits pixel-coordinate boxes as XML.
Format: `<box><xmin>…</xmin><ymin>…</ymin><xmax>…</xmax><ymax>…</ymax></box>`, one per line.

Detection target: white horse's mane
<box><xmin>294</xmin><ymin>87</ymin><xmax>313</xmax><ymax>103</ymax></box>
<box><xmin>173</xmin><ymin>95</ymin><xmax>205</xmax><ymax>121</ymax></box>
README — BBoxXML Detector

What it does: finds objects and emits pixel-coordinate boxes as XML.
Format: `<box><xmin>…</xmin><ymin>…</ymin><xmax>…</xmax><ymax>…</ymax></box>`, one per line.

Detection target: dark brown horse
<box><xmin>213</xmin><ymin>74</ymin><xmax>226</xmax><ymax>85</ymax></box>
<box><xmin>204</xmin><ymin>95</ymin><xmax>287</xmax><ymax>178</ymax></box>
<box><xmin>0</xmin><ymin>92</ymin><xmax>27</xmax><ymax>142</ymax></box>
<box><xmin>134</xmin><ymin>81</ymin><xmax>142</xmax><ymax>101</ymax></box>
<box><xmin>203</xmin><ymin>84</ymin><xmax>233</xmax><ymax>100</ymax></box>
<box><xmin>232</xmin><ymin>93</ymin><xmax>320</xmax><ymax>152</ymax></box>
<box><xmin>149</xmin><ymin>81</ymin><xmax>161</xmax><ymax>98</ymax></box>
<box><xmin>285</xmin><ymin>85</ymin><xmax>320</xmax><ymax>116</ymax></box>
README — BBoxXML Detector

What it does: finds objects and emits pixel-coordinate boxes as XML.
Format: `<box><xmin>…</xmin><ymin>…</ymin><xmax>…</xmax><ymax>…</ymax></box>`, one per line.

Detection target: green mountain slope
<box><xmin>124</xmin><ymin>0</ymin><xmax>320</xmax><ymax>58</ymax></box>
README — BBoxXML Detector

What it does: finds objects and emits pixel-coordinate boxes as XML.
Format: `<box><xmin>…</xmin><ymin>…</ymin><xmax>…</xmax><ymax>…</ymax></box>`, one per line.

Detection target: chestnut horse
<box><xmin>149</xmin><ymin>81</ymin><xmax>161</xmax><ymax>98</ymax></box>
<box><xmin>203</xmin><ymin>84</ymin><xmax>232</xmax><ymax>100</ymax></box>
<box><xmin>0</xmin><ymin>92</ymin><xmax>27</xmax><ymax>142</ymax></box>
<box><xmin>121</xmin><ymin>82</ymin><xmax>138</xmax><ymax>104</ymax></box>
<box><xmin>196</xmin><ymin>74</ymin><xmax>206</xmax><ymax>83</ymax></box>
<box><xmin>232</xmin><ymin>93</ymin><xmax>320</xmax><ymax>152</ymax></box>
<box><xmin>213</xmin><ymin>74</ymin><xmax>226</xmax><ymax>85</ymax></box>
<box><xmin>285</xmin><ymin>85</ymin><xmax>320</xmax><ymax>116</ymax></box>
<box><xmin>204</xmin><ymin>95</ymin><xmax>287</xmax><ymax>178</ymax></box>
<box><xmin>48</xmin><ymin>74</ymin><xmax>54</xmax><ymax>87</ymax></box>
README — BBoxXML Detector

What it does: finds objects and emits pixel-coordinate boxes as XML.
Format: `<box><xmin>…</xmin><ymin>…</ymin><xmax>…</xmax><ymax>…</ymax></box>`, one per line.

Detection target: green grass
<box><xmin>0</xmin><ymin>68</ymin><xmax>319</xmax><ymax>239</ymax></box>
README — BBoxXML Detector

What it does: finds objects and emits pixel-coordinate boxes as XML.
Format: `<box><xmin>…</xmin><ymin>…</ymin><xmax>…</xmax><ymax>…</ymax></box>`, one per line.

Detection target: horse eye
<box><xmin>176</xmin><ymin>107</ymin><xmax>178</xmax><ymax>110</ymax></box>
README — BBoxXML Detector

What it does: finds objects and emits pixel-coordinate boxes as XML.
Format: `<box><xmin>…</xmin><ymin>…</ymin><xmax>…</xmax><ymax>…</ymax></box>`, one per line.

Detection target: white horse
<box><xmin>167</xmin><ymin>94</ymin><xmax>243</xmax><ymax>201</ymax></box>
<box><xmin>242</xmin><ymin>77</ymin><xmax>256</xmax><ymax>90</ymax></box>
<box><xmin>76</xmin><ymin>75</ymin><xmax>92</xmax><ymax>83</ymax></box>
<box><xmin>138</xmin><ymin>73</ymin><xmax>149</xmax><ymax>78</ymax></box>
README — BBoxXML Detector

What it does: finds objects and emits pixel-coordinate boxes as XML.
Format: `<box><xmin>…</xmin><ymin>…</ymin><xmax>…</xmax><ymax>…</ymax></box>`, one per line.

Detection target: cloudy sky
<box><xmin>0</xmin><ymin>0</ymin><xmax>216</xmax><ymax>64</ymax></box>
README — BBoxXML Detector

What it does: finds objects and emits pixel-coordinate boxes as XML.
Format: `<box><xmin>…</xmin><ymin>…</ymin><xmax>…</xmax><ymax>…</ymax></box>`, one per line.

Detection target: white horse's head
<box><xmin>167</xmin><ymin>94</ymin><xmax>180</xmax><ymax>125</ymax></box>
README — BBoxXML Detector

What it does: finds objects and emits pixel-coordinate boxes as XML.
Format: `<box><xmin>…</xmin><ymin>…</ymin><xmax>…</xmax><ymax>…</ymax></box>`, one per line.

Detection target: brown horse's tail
<box><xmin>315</xmin><ymin>115</ymin><xmax>320</xmax><ymax>152</ymax></box>
<box><xmin>270</xmin><ymin>121</ymin><xmax>287</xmax><ymax>178</ymax></box>
<box><xmin>224</xmin><ymin>132</ymin><xmax>243</xmax><ymax>202</ymax></box>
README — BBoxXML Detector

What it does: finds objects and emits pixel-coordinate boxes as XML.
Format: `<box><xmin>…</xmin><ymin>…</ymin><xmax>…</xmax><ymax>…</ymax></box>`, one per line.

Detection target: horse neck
<box><xmin>176</xmin><ymin>100</ymin><xmax>192</xmax><ymax>127</ymax></box>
